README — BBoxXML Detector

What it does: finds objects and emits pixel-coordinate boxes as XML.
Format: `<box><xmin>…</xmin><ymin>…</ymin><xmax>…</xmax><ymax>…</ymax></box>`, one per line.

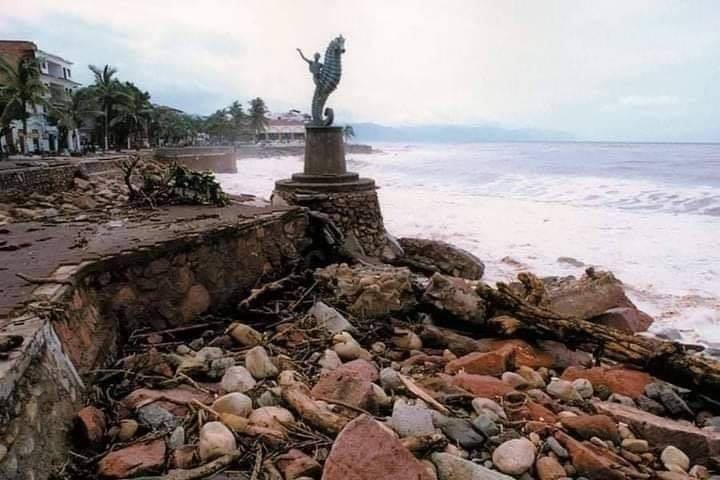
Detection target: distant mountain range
<box><xmin>351</xmin><ymin>122</ymin><xmax>574</xmax><ymax>143</ymax></box>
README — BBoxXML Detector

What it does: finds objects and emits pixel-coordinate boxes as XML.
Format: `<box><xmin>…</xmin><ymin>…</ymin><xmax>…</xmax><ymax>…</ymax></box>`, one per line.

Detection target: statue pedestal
<box><xmin>273</xmin><ymin>126</ymin><xmax>388</xmax><ymax>258</ymax></box>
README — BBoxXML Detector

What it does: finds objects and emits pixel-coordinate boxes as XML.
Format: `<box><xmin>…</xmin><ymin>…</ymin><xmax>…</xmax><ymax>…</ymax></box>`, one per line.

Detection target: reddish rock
<box><xmin>123</xmin><ymin>387</ymin><xmax>213</xmax><ymax>409</ymax></box>
<box><xmin>536</xmin><ymin>456</ymin><xmax>567</xmax><ymax>480</ymax></box>
<box><xmin>180</xmin><ymin>284</ymin><xmax>210</xmax><ymax>322</ymax></box>
<box><xmin>561</xmin><ymin>415</ymin><xmax>621</xmax><ymax>443</ymax></box>
<box><xmin>554</xmin><ymin>431</ymin><xmax>626</xmax><ymax>480</ymax></box>
<box><xmin>312</xmin><ymin>360</ymin><xmax>379</xmax><ymax>410</ymax></box>
<box><xmin>444</xmin><ymin>345</ymin><xmax>515</xmax><ymax>376</ymax></box>
<box><xmin>596</xmin><ymin>401</ymin><xmax>720</xmax><ymax>464</ymax></box>
<box><xmin>322</xmin><ymin>415</ymin><xmax>433</xmax><ymax>480</ymax></box>
<box><xmin>97</xmin><ymin>439</ymin><xmax>166</xmax><ymax>478</ymax></box>
<box><xmin>169</xmin><ymin>445</ymin><xmax>196</xmax><ymax>469</ymax></box>
<box><xmin>590</xmin><ymin>307</ymin><xmax>653</xmax><ymax>333</ymax></box>
<box><xmin>451</xmin><ymin>373</ymin><xmax>514</xmax><ymax>399</ymax></box>
<box><xmin>561</xmin><ymin>366</ymin><xmax>652</xmax><ymax>399</ymax></box>
<box><xmin>275</xmin><ymin>448</ymin><xmax>322</xmax><ymax>480</ymax></box>
<box><xmin>544</xmin><ymin>270</ymin><xmax>636</xmax><ymax>319</ymax></box>
<box><xmin>505</xmin><ymin>401</ymin><xmax>558</xmax><ymax>423</ymax></box>
<box><xmin>75</xmin><ymin>406</ymin><xmax>106</xmax><ymax>443</ymax></box>
<box><xmin>475</xmin><ymin>338</ymin><xmax>591</xmax><ymax>369</ymax></box>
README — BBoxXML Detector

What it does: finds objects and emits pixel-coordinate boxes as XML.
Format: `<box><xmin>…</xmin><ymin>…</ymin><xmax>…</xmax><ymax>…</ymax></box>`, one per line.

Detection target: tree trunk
<box><xmin>476</xmin><ymin>281</ymin><xmax>720</xmax><ymax>398</ymax></box>
<box><xmin>21</xmin><ymin>117</ymin><xmax>27</xmax><ymax>154</ymax></box>
<box><xmin>104</xmin><ymin>105</ymin><xmax>109</xmax><ymax>151</ymax></box>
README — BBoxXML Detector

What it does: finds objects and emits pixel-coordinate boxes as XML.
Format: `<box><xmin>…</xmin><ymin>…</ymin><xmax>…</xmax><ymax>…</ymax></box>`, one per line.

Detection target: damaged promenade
<box><xmin>0</xmin><ymin>151</ymin><xmax>719</xmax><ymax>480</ymax></box>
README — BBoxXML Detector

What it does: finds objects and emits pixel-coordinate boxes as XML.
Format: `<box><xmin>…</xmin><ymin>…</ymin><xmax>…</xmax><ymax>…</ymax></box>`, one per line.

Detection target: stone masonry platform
<box><xmin>0</xmin><ymin>199</ymin><xmax>309</xmax><ymax>478</ymax></box>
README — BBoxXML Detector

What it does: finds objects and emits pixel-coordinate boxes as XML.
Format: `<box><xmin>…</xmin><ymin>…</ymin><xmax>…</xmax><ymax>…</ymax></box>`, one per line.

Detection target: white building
<box><xmin>256</xmin><ymin>110</ymin><xmax>309</xmax><ymax>143</ymax></box>
<box><xmin>0</xmin><ymin>41</ymin><xmax>82</xmax><ymax>154</ymax></box>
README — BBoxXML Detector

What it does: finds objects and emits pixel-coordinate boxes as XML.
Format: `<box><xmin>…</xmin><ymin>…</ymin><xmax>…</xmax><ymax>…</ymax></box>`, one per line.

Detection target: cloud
<box><xmin>2</xmin><ymin>0</ymin><xmax>719</xmax><ymax>141</ymax></box>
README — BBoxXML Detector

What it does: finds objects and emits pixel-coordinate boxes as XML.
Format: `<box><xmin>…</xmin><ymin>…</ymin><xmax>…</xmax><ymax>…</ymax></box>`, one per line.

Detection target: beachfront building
<box><xmin>0</xmin><ymin>40</ymin><xmax>82</xmax><ymax>154</ymax></box>
<box><xmin>256</xmin><ymin>109</ymin><xmax>309</xmax><ymax>143</ymax></box>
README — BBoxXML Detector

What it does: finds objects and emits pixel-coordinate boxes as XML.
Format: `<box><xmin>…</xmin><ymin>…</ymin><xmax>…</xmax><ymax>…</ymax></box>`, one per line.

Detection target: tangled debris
<box><xmin>58</xmin><ymin>256</ymin><xmax>720</xmax><ymax>480</ymax></box>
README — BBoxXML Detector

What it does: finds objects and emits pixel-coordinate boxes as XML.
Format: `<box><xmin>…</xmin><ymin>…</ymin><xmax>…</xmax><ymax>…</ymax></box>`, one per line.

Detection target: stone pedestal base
<box><xmin>274</xmin><ymin>125</ymin><xmax>389</xmax><ymax>258</ymax></box>
<box><xmin>273</xmin><ymin>180</ymin><xmax>387</xmax><ymax>258</ymax></box>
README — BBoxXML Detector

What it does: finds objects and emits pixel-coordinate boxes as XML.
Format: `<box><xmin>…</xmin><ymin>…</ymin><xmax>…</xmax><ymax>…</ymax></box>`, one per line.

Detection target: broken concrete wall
<box><xmin>0</xmin><ymin>208</ymin><xmax>309</xmax><ymax>479</ymax></box>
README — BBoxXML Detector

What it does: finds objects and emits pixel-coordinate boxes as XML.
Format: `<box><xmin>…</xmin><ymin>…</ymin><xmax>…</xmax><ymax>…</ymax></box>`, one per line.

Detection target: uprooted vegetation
<box><xmin>59</xmin><ymin>246</ymin><xmax>720</xmax><ymax>480</ymax></box>
<box><xmin>119</xmin><ymin>155</ymin><xmax>230</xmax><ymax>208</ymax></box>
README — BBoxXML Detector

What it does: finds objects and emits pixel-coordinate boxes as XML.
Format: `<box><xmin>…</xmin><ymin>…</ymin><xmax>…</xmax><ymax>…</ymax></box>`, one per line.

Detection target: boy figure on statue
<box><xmin>297</xmin><ymin>48</ymin><xmax>323</xmax><ymax>85</ymax></box>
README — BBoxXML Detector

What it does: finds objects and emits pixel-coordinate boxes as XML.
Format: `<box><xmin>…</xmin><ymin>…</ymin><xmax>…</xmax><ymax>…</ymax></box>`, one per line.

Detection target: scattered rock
<box><xmin>546</xmin><ymin>378</ymin><xmax>583</xmax><ymax>402</ymax></box>
<box><xmin>433</xmin><ymin>414</ymin><xmax>485</xmax><ymax>449</ymax></box>
<box><xmin>661</xmin><ymin>445</ymin><xmax>690</xmax><ymax>472</ymax></box>
<box><xmin>249</xmin><ymin>406</ymin><xmax>295</xmax><ymax>430</ymax></box>
<box><xmin>312</xmin><ymin>359</ymin><xmax>379</xmax><ymax>410</ymax></box>
<box><xmin>220</xmin><ymin>366</ymin><xmax>257</xmax><ymax>393</ymax></box>
<box><xmin>97</xmin><ymin>439</ymin><xmax>166</xmax><ymax>478</ymax></box>
<box><xmin>198</xmin><ymin>421</ymin><xmax>236</xmax><ymax>461</ymax></box>
<box><xmin>390</xmin><ymin>399</ymin><xmax>436</xmax><ymax>437</ymax></box>
<box><xmin>596</xmin><ymin>401</ymin><xmax>720</xmax><ymax>464</ymax></box>
<box><xmin>560</xmin><ymin>415</ymin><xmax>621</xmax><ymax>443</ymax></box>
<box><xmin>472</xmin><ymin>398</ymin><xmax>508</xmax><ymax>421</ymax></box>
<box><xmin>645</xmin><ymin>382</ymin><xmax>693</xmax><ymax>417</ymax></box>
<box><xmin>535</xmin><ymin>456</ymin><xmax>567</xmax><ymax>480</ymax></box>
<box><xmin>117</xmin><ymin>419</ymin><xmax>138</xmax><ymax>442</ymax></box>
<box><xmin>212</xmin><ymin>392</ymin><xmax>253</xmax><ymax>417</ymax></box>
<box><xmin>445</xmin><ymin>346</ymin><xmax>515</xmax><ymax>376</ymax></box>
<box><xmin>319</xmin><ymin>349</ymin><xmax>343</xmax><ymax>372</ymax></box>
<box><xmin>75</xmin><ymin>406</ymin><xmax>106</xmax><ymax>443</ymax></box>
<box><xmin>561</xmin><ymin>366</ymin><xmax>653</xmax><ymax>399</ymax></box>
<box><xmin>621</xmin><ymin>438</ymin><xmax>649</xmax><ymax>453</ymax></box>
<box><xmin>431</xmin><ymin>452</ymin><xmax>514</xmax><ymax>479</ymax></box>
<box><xmin>137</xmin><ymin>403</ymin><xmax>177</xmax><ymax>430</ymax></box>
<box><xmin>169</xmin><ymin>426</ymin><xmax>185</xmax><ymax>449</ymax></box>
<box><xmin>492</xmin><ymin>438</ymin><xmax>536</xmax><ymax>476</ymax></box>
<box><xmin>310</xmin><ymin>301</ymin><xmax>356</xmax><ymax>334</ymax></box>
<box><xmin>322</xmin><ymin>415</ymin><xmax>434</xmax><ymax>480</ymax></box>
<box><xmin>452</xmin><ymin>374</ymin><xmax>514</xmax><ymax>399</ymax></box>
<box><xmin>228</xmin><ymin>322</ymin><xmax>263</xmax><ymax>346</ymax></box>
<box><xmin>332</xmin><ymin>332</ymin><xmax>372</xmax><ymax>361</ymax></box>
<box><xmin>380</xmin><ymin>367</ymin><xmax>404</xmax><ymax>391</ymax></box>
<box><xmin>391</xmin><ymin>327</ymin><xmax>423</xmax><ymax>350</ymax></box>
<box><xmin>472</xmin><ymin>413</ymin><xmax>500</xmax><ymax>438</ymax></box>
<box><xmin>276</xmin><ymin>448</ymin><xmax>323</xmax><ymax>480</ymax></box>
<box><xmin>554</xmin><ymin>431</ymin><xmax>626</xmax><ymax>480</ymax></box>
<box><xmin>572</xmin><ymin>378</ymin><xmax>594</xmax><ymax>399</ymax></box>
<box><xmin>245</xmin><ymin>346</ymin><xmax>279</xmax><ymax>379</ymax></box>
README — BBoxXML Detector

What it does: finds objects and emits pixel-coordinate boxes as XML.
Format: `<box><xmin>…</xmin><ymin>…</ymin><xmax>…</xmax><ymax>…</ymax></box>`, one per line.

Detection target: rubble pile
<box><xmin>62</xmin><ymin>260</ymin><xmax>720</xmax><ymax>480</ymax></box>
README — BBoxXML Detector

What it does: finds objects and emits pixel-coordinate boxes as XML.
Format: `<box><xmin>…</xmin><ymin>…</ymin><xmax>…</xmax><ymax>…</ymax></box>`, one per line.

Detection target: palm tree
<box><xmin>343</xmin><ymin>125</ymin><xmax>356</xmax><ymax>143</ymax></box>
<box><xmin>50</xmin><ymin>87</ymin><xmax>99</xmax><ymax>152</ymax></box>
<box><xmin>248</xmin><ymin>97</ymin><xmax>269</xmax><ymax>140</ymax></box>
<box><xmin>88</xmin><ymin>64</ymin><xmax>128</xmax><ymax>150</ymax></box>
<box><xmin>0</xmin><ymin>56</ymin><xmax>49</xmax><ymax>154</ymax></box>
<box><xmin>227</xmin><ymin>100</ymin><xmax>246</xmax><ymax>142</ymax></box>
<box><xmin>111</xmin><ymin>83</ymin><xmax>153</xmax><ymax>149</ymax></box>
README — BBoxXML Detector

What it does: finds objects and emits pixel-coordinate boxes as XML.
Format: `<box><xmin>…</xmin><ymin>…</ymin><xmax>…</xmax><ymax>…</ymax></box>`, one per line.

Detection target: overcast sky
<box><xmin>2</xmin><ymin>0</ymin><xmax>719</xmax><ymax>141</ymax></box>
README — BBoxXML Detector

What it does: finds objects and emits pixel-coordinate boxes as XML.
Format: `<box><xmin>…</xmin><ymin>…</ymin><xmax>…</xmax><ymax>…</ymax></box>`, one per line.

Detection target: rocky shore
<box><xmin>63</xmin><ymin>243</ymin><xmax>720</xmax><ymax>479</ymax></box>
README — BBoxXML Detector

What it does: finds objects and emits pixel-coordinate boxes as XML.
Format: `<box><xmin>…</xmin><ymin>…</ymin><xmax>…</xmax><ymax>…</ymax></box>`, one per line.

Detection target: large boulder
<box><xmin>422</xmin><ymin>273</ymin><xmax>486</xmax><ymax>325</ymax></box>
<box><xmin>596</xmin><ymin>402</ymin><xmax>720</xmax><ymax>465</ymax></box>
<box><xmin>322</xmin><ymin>415</ymin><xmax>434</xmax><ymax>480</ymax></box>
<box><xmin>314</xmin><ymin>263</ymin><xmax>417</xmax><ymax>317</ymax></box>
<box><xmin>542</xmin><ymin>269</ymin><xmax>652</xmax><ymax>323</ymax></box>
<box><xmin>590</xmin><ymin>307</ymin><xmax>653</xmax><ymax>333</ymax></box>
<box><xmin>398</xmin><ymin>237</ymin><xmax>485</xmax><ymax>280</ymax></box>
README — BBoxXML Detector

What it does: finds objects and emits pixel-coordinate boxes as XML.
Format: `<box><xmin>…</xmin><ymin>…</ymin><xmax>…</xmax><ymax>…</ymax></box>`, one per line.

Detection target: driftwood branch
<box><xmin>476</xmin><ymin>281</ymin><xmax>720</xmax><ymax>397</ymax></box>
